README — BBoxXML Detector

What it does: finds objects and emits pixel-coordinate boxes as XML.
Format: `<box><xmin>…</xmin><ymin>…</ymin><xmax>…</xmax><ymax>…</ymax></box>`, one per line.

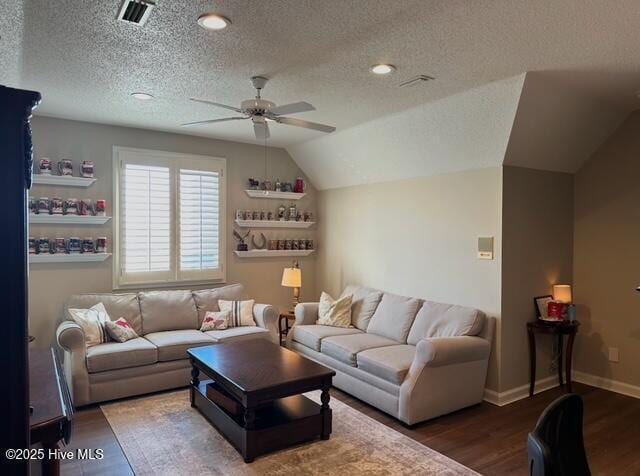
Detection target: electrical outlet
<box><xmin>608</xmin><ymin>347</ymin><xmax>619</xmax><ymax>363</ymax></box>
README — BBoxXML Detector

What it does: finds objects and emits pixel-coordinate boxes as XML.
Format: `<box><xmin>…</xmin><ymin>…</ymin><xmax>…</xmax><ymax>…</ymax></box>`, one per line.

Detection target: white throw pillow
<box><xmin>200</xmin><ymin>311</ymin><xmax>230</xmax><ymax>331</ymax></box>
<box><xmin>68</xmin><ymin>302</ymin><xmax>110</xmax><ymax>347</ymax></box>
<box><xmin>218</xmin><ymin>300</ymin><xmax>256</xmax><ymax>327</ymax></box>
<box><xmin>105</xmin><ymin>318</ymin><xmax>139</xmax><ymax>343</ymax></box>
<box><xmin>317</xmin><ymin>292</ymin><xmax>353</xmax><ymax>328</ymax></box>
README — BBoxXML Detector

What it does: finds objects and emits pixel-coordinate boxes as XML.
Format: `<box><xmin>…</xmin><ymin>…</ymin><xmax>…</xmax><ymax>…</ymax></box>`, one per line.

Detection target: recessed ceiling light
<box><xmin>130</xmin><ymin>92</ymin><xmax>154</xmax><ymax>100</ymax></box>
<box><xmin>197</xmin><ymin>13</ymin><xmax>231</xmax><ymax>30</ymax></box>
<box><xmin>371</xmin><ymin>64</ymin><xmax>396</xmax><ymax>75</ymax></box>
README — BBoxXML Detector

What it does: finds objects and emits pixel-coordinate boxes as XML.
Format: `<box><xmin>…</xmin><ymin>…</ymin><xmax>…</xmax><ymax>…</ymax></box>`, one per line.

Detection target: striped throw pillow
<box><xmin>218</xmin><ymin>300</ymin><xmax>256</xmax><ymax>327</ymax></box>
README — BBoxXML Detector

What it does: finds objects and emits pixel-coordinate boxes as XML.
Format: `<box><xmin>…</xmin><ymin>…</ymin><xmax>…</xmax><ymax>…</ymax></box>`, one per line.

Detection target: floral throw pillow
<box><xmin>200</xmin><ymin>311</ymin><xmax>230</xmax><ymax>331</ymax></box>
<box><xmin>105</xmin><ymin>318</ymin><xmax>139</xmax><ymax>343</ymax></box>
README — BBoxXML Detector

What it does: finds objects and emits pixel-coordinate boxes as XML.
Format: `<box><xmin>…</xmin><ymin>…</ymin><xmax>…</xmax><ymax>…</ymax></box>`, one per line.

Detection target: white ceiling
<box><xmin>288</xmin><ymin>75</ymin><xmax>524</xmax><ymax>190</ymax></box>
<box><xmin>3</xmin><ymin>0</ymin><xmax>640</xmax><ymax>149</ymax></box>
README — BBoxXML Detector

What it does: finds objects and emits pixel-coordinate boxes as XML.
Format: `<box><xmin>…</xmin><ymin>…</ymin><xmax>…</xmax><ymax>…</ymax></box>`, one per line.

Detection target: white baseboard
<box><xmin>573</xmin><ymin>371</ymin><xmax>640</xmax><ymax>399</ymax></box>
<box><xmin>484</xmin><ymin>371</ymin><xmax>640</xmax><ymax>407</ymax></box>
<box><xmin>484</xmin><ymin>375</ymin><xmax>559</xmax><ymax>406</ymax></box>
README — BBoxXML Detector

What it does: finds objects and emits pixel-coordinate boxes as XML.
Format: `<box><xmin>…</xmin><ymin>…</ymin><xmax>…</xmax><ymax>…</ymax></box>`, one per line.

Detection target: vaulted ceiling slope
<box><xmin>3</xmin><ymin>0</ymin><xmax>640</xmax><ymax>148</ymax></box>
<box><xmin>287</xmin><ymin>75</ymin><xmax>525</xmax><ymax>190</ymax></box>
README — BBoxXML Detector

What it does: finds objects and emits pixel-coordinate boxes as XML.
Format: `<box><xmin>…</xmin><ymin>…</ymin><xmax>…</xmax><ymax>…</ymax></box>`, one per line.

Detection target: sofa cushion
<box><xmin>192</xmin><ymin>284</ymin><xmax>247</xmax><ymax>323</ymax></box>
<box><xmin>139</xmin><ymin>290</ymin><xmax>199</xmax><ymax>334</ymax></box>
<box><xmin>317</xmin><ymin>292</ymin><xmax>352</xmax><ymax>328</ymax></box>
<box><xmin>291</xmin><ymin>325</ymin><xmax>362</xmax><ymax>351</ymax></box>
<box><xmin>65</xmin><ymin>293</ymin><xmax>142</xmax><ymax>334</ymax></box>
<box><xmin>320</xmin><ymin>333</ymin><xmax>398</xmax><ymax>366</ymax></box>
<box><xmin>407</xmin><ymin>301</ymin><xmax>485</xmax><ymax>345</ymax></box>
<box><xmin>204</xmin><ymin>326</ymin><xmax>269</xmax><ymax>343</ymax></box>
<box><xmin>144</xmin><ymin>330</ymin><xmax>215</xmax><ymax>362</ymax></box>
<box><xmin>340</xmin><ymin>285</ymin><xmax>383</xmax><ymax>331</ymax></box>
<box><xmin>86</xmin><ymin>337</ymin><xmax>157</xmax><ymax>373</ymax></box>
<box><xmin>366</xmin><ymin>293</ymin><xmax>422</xmax><ymax>343</ymax></box>
<box><xmin>357</xmin><ymin>345</ymin><xmax>416</xmax><ymax>384</ymax></box>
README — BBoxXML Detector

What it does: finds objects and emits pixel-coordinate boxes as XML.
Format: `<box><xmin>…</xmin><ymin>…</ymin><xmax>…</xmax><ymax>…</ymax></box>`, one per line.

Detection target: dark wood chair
<box><xmin>527</xmin><ymin>393</ymin><xmax>591</xmax><ymax>476</ymax></box>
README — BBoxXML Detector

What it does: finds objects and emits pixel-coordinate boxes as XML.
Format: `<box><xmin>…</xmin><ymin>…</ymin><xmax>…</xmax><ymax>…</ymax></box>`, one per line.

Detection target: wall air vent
<box><xmin>399</xmin><ymin>75</ymin><xmax>435</xmax><ymax>88</ymax></box>
<box><xmin>117</xmin><ymin>0</ymin><xmax>155</xmax><ymax>26</ymax></box>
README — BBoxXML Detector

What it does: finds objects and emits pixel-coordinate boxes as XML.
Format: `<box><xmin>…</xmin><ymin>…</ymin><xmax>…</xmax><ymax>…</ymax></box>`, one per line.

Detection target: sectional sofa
<box><xmin>287</xmin><ymin>285</ymin><xmax>494</xmax><ymax>425</ymax></box>
<box><xmin>56</xmin><ymin>284</ymin><xmax>278</xmax><ymax>406</ymax></box>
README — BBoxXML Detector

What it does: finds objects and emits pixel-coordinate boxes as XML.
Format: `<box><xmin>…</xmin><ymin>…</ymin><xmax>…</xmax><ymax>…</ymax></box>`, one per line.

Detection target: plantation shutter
<box><xmin>114</xmin><ymin>147</ymin><xmax>226</xmax><ymax>287</ymax></box>
<box><xmin>178</xmin><ymin>168</ymin><xmax>222</xmax><ymax>280</ymax></box>
<box><xmin>121</xmin><ymin>163</ymin><xmax>173</xmax><ymax>283</ymax></box>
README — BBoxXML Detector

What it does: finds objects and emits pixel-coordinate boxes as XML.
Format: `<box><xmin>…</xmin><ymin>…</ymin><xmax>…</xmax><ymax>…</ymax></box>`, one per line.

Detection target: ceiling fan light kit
<box><xmin>183</xmin><ymin>76</ymin><xmax>336</xmax><ymax>139</ymax></box>
<box><xmin>371</xmin><ymin>64</ymin><xmax>396</xmax><ymax>75</ymax></box>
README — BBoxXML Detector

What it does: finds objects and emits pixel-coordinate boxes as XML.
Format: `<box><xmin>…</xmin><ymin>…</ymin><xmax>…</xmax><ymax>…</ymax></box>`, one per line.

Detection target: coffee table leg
<box><xmin>190</xmin><ymin>363</ymin><xmax>199</xmax><ymax>408</ymax></box>
<box><xmin>320</xmin><ymin>383</ymin><xmax>332</xmax><ymax>440</ymax></box>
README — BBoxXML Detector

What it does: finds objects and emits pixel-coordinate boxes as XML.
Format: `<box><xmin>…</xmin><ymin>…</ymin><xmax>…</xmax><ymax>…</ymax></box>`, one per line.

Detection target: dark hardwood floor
<box><xmin>61</xmin><ymin>382</ymin><xmax>640</xmax><ymax>475</ymax></box>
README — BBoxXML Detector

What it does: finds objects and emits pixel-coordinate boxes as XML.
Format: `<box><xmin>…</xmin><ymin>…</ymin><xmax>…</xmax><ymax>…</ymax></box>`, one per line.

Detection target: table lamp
<box><xmin>281</xmin><ymin>261</ymin><xmax>302</xmax><ymax>312</ymax></box>
<box><xmin>553</xmin><ymin>284</ymin><xmax>572</xmax><ymax>303</ymax></box>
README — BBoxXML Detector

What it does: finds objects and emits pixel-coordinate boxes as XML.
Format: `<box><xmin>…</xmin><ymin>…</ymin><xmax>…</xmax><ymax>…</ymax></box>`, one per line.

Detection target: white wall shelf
<box><xmin>30</xmin><ymin>253</ymin><xmax>112</xmax><ymax>264</ymax></box>
<box><xmin>32</xmin><ymin>175</ymin><xmax>96</xmax><ymax>187</ymax></box>
<box><xmin>233</xmin><ymin>250</ymin><xmax>315</xmax><ymax>258</ymax></box>
<box><xmin>30</xmin><ymin>215</ymin><xmax>111</xmax><ymax>225</ymax></box>
<box><xmin>234</xmin><ymin>219</ymin><xmax>315</xmax><ymax>229</ymax></box>
<box><xmin>244</xmin><ymin>190</ymin><xmax>305</xmax><ymax>200</ymax></box>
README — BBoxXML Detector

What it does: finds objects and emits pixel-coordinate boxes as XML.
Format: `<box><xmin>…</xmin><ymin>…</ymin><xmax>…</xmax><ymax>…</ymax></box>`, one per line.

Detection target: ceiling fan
<box><xmin>182</xmin><ymin>76</ymin><xmax>336</xmax><ymax>139</ymax></box>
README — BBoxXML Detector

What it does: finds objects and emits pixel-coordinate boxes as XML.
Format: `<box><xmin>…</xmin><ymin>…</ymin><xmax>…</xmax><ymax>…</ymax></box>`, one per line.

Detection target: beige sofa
<box><xmin>56</xmin><ymin>284</ymin><xmax>278</xmax><ymax>406</ymax></box>
<box><xmin>287</xmin><ymin>285</ymin><xmax>494</xmax><ymax>425</ymax></box>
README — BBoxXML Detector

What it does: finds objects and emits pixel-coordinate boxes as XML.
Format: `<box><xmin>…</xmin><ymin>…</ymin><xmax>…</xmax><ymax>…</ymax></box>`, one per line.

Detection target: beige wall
<box><xmin>501</xmin><ymin>166</ymin><xmax>574</xmax><ymax>392</ymax></box>
<box><xmin>29</xmin><ymin>116</ymin><xmax>316</xmax><ymax>346</ymax></box>
<box><xmin>315</xmin><ymin>167</ymin><xmax>503</xmax><ymax>390</ymax></box>
<box><xmin>574</xmin><ymin>112</ymin><xmax>640</xmax><ymax>387</ymax></box>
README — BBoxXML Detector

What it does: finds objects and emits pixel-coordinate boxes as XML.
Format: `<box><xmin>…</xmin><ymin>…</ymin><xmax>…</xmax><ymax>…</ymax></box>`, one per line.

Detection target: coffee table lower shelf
<box><xmin>192</xmin><ymin>380</ymin><xmax>330</xmax><ymax>463</ymax></box>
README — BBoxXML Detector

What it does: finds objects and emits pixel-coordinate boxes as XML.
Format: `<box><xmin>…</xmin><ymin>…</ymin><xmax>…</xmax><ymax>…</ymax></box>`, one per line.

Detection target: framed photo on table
<box><xmin>534</xmin><ymin>295</ymin><xmax>553</xmax><ymax>321</ymax></box>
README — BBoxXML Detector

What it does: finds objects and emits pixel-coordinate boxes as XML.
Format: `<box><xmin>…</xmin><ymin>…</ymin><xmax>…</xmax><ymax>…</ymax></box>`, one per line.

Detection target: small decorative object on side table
<box><xmin>278</xmin><ymin>312</ymin><xmax>296</xmax><ymax>346</ymax></box>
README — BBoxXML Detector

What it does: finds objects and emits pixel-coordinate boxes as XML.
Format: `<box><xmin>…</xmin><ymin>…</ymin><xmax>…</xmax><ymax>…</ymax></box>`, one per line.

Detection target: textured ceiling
<box><xmin>3</xmin><ymin>0</ymin><xmax>640</xmax><ymax>148</ymax></box>
<box><xmin>288</xmin><ymin>75</ymin><xmax>525</xmax><ymax>190</ymax></box>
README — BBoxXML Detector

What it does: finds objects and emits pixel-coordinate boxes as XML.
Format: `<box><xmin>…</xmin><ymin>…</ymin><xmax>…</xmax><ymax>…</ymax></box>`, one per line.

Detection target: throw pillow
<box><xmin>317</xmin><ymin>292</ymin><xmax>352</xmax><ymax>328</ymax></box>
<box><xmin>68</xmin><ymin>302</ymin><xmax>110</xmax><ymax>347</ymax></box>
<box><xmin>218</xmin><ymin>300</ymin><xmax>256</xmax><ymax>327</ymax></box>
<box><xmin>200</xmin><ymin>311</ymin><xmax>230</xmax><ymax>331</ymax></box>
<box><xmin>105</xmin><ymin>318</ymin><xmax>139</xmax><ymax>343</ymax></box>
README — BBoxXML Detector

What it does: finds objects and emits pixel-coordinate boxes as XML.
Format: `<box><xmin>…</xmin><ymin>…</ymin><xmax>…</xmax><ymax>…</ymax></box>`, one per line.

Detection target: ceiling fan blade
<box><xmin>254</xmin><ymin>120</ymin><xmax>270</xmax><ymax>140</ymax></box>
<box><xmin>275</xmin><ymin>116</ymin><xmax>336</xmax><ymax>133</ymax></box>
<box><xmin>181</xmin><ymin>116</ymin><xmax>248</xmax><ymax>127</ymax></box>
<box><xmin>270</xmin><ymin>101</ymin><xmax>316</xmax><ymax>116</ymax></box>
<box><xmin>189</xmin><ymin>98</ymin><xmax>243</xmax><ymax>113</ymax></box>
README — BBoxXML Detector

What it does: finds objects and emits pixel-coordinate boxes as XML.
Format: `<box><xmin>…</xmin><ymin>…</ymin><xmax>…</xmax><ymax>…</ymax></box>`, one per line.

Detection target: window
<box><xmin>113</xmin><ymin>147</ymin><xmax>226</xmax><ymax>287</ymax></box>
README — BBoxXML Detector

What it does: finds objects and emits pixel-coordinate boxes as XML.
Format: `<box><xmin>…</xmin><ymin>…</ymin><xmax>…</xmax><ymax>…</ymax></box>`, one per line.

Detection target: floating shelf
<box><xmin>30</xmin><ymin>214</ymin><xmax>111</xmax><ymax>225</ymax></box>
<box><xmin>244</xmin><ymin>190</ymin><xmax>305</xmax><ymax>200</ymax></box>
<box><xmin>30</xmin><ymin>253</ymin><xmax>112</xmax><ymax>264</ymax></box>
<box><xmin>32</xmin><ymin>175</ymin><xmax>96</xmax><ymax>187</ymax></box>
<box><xmin>234</xmin><ymin>219</ymin><xmax>315</xmax><ymax>229</ymax></box>
<box><xmin>234</xmin><ymin>250</ymin><xmax>315</xmax><ymax>258</ymax></box>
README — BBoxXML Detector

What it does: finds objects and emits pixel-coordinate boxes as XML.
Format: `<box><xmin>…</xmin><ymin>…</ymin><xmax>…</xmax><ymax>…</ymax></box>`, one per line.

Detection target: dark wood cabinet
<box><xmin>0</xmin><ymin>85</ymin><xmax>41</xmax><ymax>475</ymax></box>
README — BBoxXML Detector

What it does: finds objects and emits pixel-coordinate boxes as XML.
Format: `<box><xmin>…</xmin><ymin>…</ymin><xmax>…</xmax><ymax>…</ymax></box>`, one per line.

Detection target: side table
<box><xmin>278</xmin><ymin>312</ymin><xmax>296</xmax><ymax>346</ymax></box>
<box><xmin>527</xmin><ymin>320</ymin><xmax>579</xmax><ymax>397</ymax></box>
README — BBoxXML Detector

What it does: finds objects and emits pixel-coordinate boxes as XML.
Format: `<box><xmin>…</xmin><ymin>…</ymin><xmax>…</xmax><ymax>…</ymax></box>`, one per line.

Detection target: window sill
<box><xmin>113</xmin><ymin>278</ymin><xmax>227</xmax><ymax>292</ymax></box>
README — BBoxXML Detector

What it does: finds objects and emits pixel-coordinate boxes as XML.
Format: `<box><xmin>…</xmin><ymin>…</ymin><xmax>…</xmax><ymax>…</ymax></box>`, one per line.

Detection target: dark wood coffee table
<box><xmin>187</xmin><ymin>339</ymin><xmax>335</xmax><ymax>463</ymax></box>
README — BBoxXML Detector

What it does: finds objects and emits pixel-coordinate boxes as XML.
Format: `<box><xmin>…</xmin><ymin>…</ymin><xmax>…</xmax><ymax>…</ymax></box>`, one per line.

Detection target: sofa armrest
<box><xmin>253</xmin><ymin>303</ymin><xmax>279</xmax><ymax>339</ymax></box>
<box><xmin>56</xmin><ymin>321</ymin><xmax>90</xmax><ymax>406</ymax></box>
<box><xmin>414</xmin><ymin>336</ymin><xmax>490</xmax><ymax>368</ymax></box>
<box><xmin>294</xmin><ymin>302</ymin><xmax>319</xmax><ymax>326</ymax></box>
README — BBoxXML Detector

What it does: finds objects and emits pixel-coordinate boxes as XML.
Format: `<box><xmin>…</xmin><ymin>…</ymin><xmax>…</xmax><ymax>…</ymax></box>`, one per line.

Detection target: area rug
<box><xmin>101</xmin><ymin>390</ymin><xmax>477</xmax><ymax>475</ymax></box>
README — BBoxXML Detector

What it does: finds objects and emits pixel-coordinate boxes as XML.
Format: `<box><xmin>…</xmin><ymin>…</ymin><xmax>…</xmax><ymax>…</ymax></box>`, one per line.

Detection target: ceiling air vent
<box><xmin>117</xmin><ymin>0</ymin><xmax>155</xmax><ymax>26</ymax></box>
<box><xmin>399</xmin><ymin>75</ymin><xmax>435</xmax><ymax>88</ymax></box>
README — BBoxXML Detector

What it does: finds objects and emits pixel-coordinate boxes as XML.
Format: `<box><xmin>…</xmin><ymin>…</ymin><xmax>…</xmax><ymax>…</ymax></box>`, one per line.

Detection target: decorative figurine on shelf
<box><xmin>233</xmin><ymin>230</ymin><xmax>250</xmax><ymax>251</ymax></box>
<box><xmin>57</xmin><ymin>159</ymin><xmax>73</xmax><ymax>176</ymax></box>
<box><xmin>288</xmin><ymin>205</ymin><xmax>297</xmax><ymax>221</ymax></box>
<box><xmin>275</xmin><ymin>179</ymin><xmax>282</xmax><ymax>192</ymax></box>
<box><xmin>251</xmin><ymin>233</ymin><xmax>267</xmax><ymax>250</ymax></box>
<box><xmin>38</xmin><ymin>158</ymin><xmax>52</xmax><ymax>175</ymax></box>
<box><xmin>247</xmin><ymin>178</ymin><xmax>260</xmax><ymax>190</ymax></box>
<box><xmin>260</xmin><ymin>180</ymin><xmax>272</xmax><ymax>191</ymax></box>
<box><xmin>282</xmin><ymin>182</ymin><xmax>293</xmax><ymax>192</ymax></box>
<box><xmin>294</xmin><ymin>177</ymin><xmax>305</xmax><ymax>193</ymax></box>
<box><xmin>277</xmin><ymin>205</ymin><xmax>286</xmax><ymax>221</ymax></box>
<box><xmin>81</xmin><ymin>160</ymin><xmax>94</xmax><ymax>178</ymax></box>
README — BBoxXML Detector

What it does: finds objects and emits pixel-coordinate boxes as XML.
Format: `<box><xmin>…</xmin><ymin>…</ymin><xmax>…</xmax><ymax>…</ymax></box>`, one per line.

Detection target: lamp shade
<box><xmin>553</xmin><ymin>284</ymin><xmax>572</xmax><ymax>303</ymax></box>
<box><xmin>281</xmin><ymin>267</ymin><xmax>302</xmax><ymax>288</ymax></box>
